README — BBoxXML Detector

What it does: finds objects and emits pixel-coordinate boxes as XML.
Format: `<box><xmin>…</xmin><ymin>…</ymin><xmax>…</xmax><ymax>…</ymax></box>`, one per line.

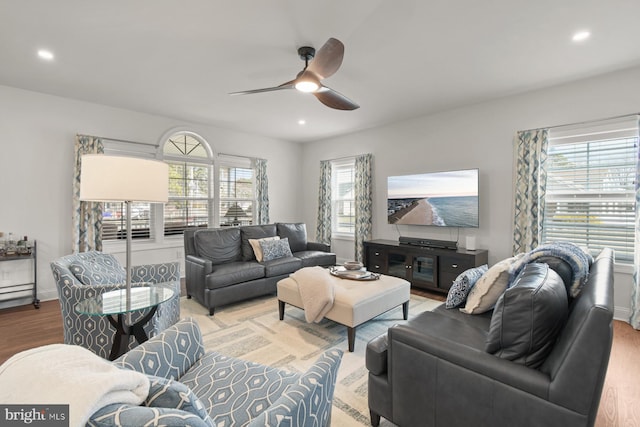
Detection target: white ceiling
<box><xmin>2</xmin><ymin>1</ymin><xmax>640</xmax><ymax>143</ymax></box>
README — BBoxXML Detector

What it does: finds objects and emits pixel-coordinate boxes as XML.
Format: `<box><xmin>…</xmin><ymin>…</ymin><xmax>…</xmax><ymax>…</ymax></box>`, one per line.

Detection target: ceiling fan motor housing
<box><xmin>298</xmin><ymin>46</ymin><xmax>316</xmax><ymax>61</ymax></box>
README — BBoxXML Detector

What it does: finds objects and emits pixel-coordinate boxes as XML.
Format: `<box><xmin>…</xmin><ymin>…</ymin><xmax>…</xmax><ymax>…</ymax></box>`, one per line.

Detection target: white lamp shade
<box><xmin>80</xmin><ymin>154</ymin><xmax>169</xmax><ymax>203</ymax></box>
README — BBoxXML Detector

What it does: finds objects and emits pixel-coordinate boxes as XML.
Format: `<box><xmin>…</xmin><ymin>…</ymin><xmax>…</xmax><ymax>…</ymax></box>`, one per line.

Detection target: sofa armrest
<box><xmin>114</xmin><ymin>318</ymin><xmax>205</xmax><ymax>380</ymax></box>
<box><xmin>390</xmin><ymin>312</ymin><xmax>550</xmax><ymax>398</ymax></box>
<box><xmin>131</xmin><ymin>261</ymin><xmax>181</xmax><ymax>283</ymax></box>
<box><xmin>247</xmin><ymin>349</ymin><xmax>343</xmax><ymax>427</ymax></box>
<box><xmin>366</xmin><ymin>333</ymin><xmax>388</xmax><ymax>375</ymax></box>
<box><xmin>186</xmin><ymin>255</ymin><xmax>213</xmax><ymax>275</ymax></box>
<box><xmin>307</xmin><ymin>242</ymin><xmax>331</xmax><ymax>252</ymax></box>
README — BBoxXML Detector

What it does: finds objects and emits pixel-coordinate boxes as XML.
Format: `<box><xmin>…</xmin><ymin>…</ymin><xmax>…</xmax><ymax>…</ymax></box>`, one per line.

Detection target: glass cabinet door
<box><xmin>387</xmin><ymin>251</ymin><xmax>409</xmax><ymax>278</ymax></box>
<box><xmin>412</xmin><ymin>256</ymin><xmax>436</xmax><ymax>286</ymax></box>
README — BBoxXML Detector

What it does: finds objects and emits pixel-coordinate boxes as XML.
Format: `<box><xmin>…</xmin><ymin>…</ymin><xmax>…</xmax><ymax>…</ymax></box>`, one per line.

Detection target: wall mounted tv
<box><xmin>387</xmin><ymin>168</ymin><xmax>479</xmax><ymax>227</ymax></box>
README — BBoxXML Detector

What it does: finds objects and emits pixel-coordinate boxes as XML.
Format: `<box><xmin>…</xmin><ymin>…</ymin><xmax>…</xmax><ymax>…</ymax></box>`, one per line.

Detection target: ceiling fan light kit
<box><xmin>230</xmin><ymin>38</ymin><xmax>359</xmax><ymax>110</ymax></box>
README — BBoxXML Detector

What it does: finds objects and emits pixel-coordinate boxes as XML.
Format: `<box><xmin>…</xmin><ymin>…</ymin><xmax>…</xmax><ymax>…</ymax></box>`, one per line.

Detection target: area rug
<box><xmin>180</xmin><ymin>293</ymin><xmax>442</xmax><ymax>426</ymax></box>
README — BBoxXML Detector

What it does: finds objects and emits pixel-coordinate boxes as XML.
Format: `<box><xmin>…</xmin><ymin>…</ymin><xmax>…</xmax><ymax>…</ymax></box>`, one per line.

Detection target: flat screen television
<box><xmin>387</xmin><ymin>168</ymin><xmax>479</xmax><ymax>227</ymax></box>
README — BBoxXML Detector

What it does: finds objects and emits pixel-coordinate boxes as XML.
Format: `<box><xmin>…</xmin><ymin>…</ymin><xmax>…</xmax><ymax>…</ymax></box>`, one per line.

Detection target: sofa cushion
<box><xmin>276</xmin><ymin>223</ymin><xmax>308</xmax><ymax>253</ymax></box>
<box><xmin>485</xmin><ymin>263</ymin><xmax>568</xmax><ymax>368</ymax></box>
<box><xmin>461</xmin><ymin>255</ymin><xmax>522</xmax><ymax>314</ymax></box>
<box><xmin>205</xmin><ymin>261</ymin><xmax>265</xmax><ymax>290</ymax></box>
<box><xmin>445</xmin><ymin>264</ymin><xmax>488</xmax><ymax>309</ymax></box>
<box><xmin>293</xmin><ymin>251</ymin><xmax>337</xmax><ymax>267</ymax></box>
<box><xmin>249</xmin><ymin>236</ymin><xmax>280</xmax><ymax>262</ymax></box>
<box><xmin>260</xmin><ymin>238</ymin><xmax>294</xmax><ymax>261</ymax></box>
<box><xmin>263</xmin><ymin>256</ymin><xmax>302</xmax><ymax>277</ymax></box>
<box><xmin>69</xmin><ymin>253</ymin><xmax>126</xmax><ymax>285</ymax></box>
<box><xmin>240</xmin><ymin>224</ymin><xmax>277</xmax><ymax>261</ymax></box>
<box><xmin>194</xmin><ymin>228</ymin><xmax>242</xmax><ymax>265</ymax></box>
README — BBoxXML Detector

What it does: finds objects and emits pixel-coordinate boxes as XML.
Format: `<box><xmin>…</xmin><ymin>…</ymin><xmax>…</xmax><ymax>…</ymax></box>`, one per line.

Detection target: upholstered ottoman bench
<box><xmin>277</xmin><ymin>268</ymin><xmax>410</xmax><ymax>352</ymax></box>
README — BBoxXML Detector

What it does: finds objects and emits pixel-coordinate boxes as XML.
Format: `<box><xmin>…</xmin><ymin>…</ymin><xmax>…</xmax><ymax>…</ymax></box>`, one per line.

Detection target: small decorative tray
<box><xmin>329</xmin><ymin>266</ymin><xmax>380</xmax><ymax>281</ymax></box>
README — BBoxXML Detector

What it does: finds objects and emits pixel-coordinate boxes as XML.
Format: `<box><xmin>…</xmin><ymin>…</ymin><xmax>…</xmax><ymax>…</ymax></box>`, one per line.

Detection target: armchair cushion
<box><xmin>179</xmin><ymin>351</ymin><xmax>299</xmax><ymax>427</ymax></box>
<box><xmin>276</xmin><ymin>222</ymin><xmax>308</xmax><ymax>253</ymax></box>
<box><xmin>486</xmin><ymin>263</ymin><xmax>568</xmax><ymax>368</ymax></box>
<box><xmin>69</xmin><ymin>253</ymin><xmax>126</xmax><ymax>285</ymax></box>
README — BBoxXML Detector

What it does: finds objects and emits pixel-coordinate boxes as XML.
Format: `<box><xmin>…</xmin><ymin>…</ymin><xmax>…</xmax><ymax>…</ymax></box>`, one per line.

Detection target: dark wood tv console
<box><xmin>363</xmin><ymin>239</ymin><xmax>488</xmax><ymax>293</ymax></box>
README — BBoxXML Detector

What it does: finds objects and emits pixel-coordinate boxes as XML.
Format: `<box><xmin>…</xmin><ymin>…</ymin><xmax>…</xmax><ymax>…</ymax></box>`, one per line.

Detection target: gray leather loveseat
<box><xmin>366</xmin><ymin>248</ymin><xmax>614</xmax><ymax>427</ymax></box>
<box><xmin>185</xmin><ymin>223</ymin><xmax>336</xmax><ymax>315</ymax></box>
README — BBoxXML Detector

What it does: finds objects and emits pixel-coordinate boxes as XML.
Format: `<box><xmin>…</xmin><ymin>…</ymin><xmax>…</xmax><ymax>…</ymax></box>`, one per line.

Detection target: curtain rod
<box><xmin>520</xmin><ymin>112</ymin><xmax>640</xmax><ymax>133</ymax></box>
<box><xmin>79</xmin><ymin>134</ymin><xmax>159</xmax><ymax>148</ymax></box>
<box><xmin>218</xmin><ymin>152</ymin><xmax>266</xmax><ymax>161</ymax></box>
<box><xmin>321</xmin><ymin>155</ymin><xmax>357</xmax><ymax>162</ymax></box>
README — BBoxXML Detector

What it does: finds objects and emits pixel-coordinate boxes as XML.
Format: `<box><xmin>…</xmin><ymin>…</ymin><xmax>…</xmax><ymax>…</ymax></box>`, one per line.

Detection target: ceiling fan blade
<box><xmin>314</xmin><ymin>86</ymin><xmax>359</xmax><ymax>110</ymax></box>
<box><xmin>306</xmin><ymin>38</ymin><xmax>344</xmax><ymax>80</ymax></box>
<box><xmin>229</xmin><ymin>80</ymin><xmax>294</xmax><ymax>95</ymax></box>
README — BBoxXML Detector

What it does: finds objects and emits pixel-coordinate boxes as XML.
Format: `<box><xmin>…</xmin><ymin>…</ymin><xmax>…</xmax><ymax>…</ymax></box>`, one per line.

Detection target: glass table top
<box><xmin>75</xmin><ymin>284</ymin><xmax>176</xmax><ymax>316</ymax></box>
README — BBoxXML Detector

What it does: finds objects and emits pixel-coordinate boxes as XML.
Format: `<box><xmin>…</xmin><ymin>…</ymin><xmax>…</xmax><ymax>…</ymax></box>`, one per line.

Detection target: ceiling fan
<box><xmin>229</xmin><ymin>38</ymin><xmax>359</xmax><ymax>111</ymax></box>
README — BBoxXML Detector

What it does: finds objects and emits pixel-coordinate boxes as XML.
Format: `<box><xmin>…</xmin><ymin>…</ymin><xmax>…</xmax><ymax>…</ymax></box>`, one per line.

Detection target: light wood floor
<box><xmin>1</xmin><ymin>295</ymin><xmax>638</xmax><ymax>427</ymax></box>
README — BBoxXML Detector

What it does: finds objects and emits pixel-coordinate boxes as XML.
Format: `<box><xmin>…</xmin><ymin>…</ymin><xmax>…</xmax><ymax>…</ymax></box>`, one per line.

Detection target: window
<box><xmin>100</xmin><ymin>132</ymin><xmax>259</xmax><ymax>242</ymax></box>
<box><xmin>219</xmin><ymin>156</ymin><xmax>255</xmax><ymax>227</ymax></box>
<box><xmin>542</xmin><ymin>118</ymin><xmax>639</xmax><ymax>262</ymax></box>
<box><xmin>163</xmin><ymin>133</ymin><xmax>212</xmax><ymax>236</ymax></box>
<box><xmin>332</xmin><ymin>160</ymin><xmax>356</xmax><ymax>235</ymax></box>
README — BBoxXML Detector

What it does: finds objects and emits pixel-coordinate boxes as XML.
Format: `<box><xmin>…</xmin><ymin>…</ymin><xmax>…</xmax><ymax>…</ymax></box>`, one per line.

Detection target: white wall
<box><xmin>301</xmin><ymin>65</ymin><xmax>640</xmax><ymax>321</ymax></box>
<box><xmin>0</xmin><ymin>85</ymin><xmax>302</xmax><ymax>307</ymax></box>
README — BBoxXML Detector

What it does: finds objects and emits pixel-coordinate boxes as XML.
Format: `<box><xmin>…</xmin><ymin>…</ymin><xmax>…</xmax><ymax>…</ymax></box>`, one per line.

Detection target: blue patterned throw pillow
<box><xmin>260</xmin><ymin>237</ymin><xmax>293</xmax><ymax>261</ymax></box>
<box><xmin>69</xmin><ymin>253</ymin><xmax>126</xmax><ymax>285</ymax></box>
<box><xmin>445</xmin><ymin>264</ymin><xmax>488</xmax><ymax>309</ymax></box>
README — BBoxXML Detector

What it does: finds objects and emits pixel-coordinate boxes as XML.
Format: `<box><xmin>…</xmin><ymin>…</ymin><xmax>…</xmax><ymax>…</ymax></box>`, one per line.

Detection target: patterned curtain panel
<box><xmin>72</xmin><ymin>135</ymin><xmax>104</xmax><ymax>253</ymax></box>
<box><xmin>316</xmin><ymin>160</ymin><xmax>332</xmax><ymax>245</ymax></box>
<box><xmin>354</xmin><ymin>154</ymin><xmax>373</xmax><ymax>263</ymax></box>
<box><xmin>255</xmin><ymin>158</ymin><xmax>270</xmax><ymax>224</ymax></box>
<box><xmin>512</xmin><ymin>129</ymin><xmax>548</xmax><ymax>255</ymax></box>
<box><xmin>631</xmin><ymin>118</ymin><xmax>640</xmax><ymax>329</ymax></box>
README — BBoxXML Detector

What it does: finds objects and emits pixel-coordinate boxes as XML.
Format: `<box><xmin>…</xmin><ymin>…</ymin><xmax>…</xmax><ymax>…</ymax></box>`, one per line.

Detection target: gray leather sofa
<box><xmin>185</xmin><ymin>223</ymin><xmax>336</xmax><ymax>315</ymax></box>
<box><xmin>366</xmin><ymin>248</ymin><xmax>614</xmax><ymax>427</ymax></box>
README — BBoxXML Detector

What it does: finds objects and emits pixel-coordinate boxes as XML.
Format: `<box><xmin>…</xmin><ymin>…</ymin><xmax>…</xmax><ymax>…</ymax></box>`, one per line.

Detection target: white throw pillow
<box><xmin>460</xmin><ymin>255</ymin><xmax>522</xmax><ymax>314</ymax></box>
<box><xmin>249</xmin><ymin>236</ymin><xmax>280</xmax><ymax>262</ymax></box>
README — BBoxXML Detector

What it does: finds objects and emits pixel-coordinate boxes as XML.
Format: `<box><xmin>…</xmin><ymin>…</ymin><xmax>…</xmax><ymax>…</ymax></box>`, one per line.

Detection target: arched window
<box><xmin>162</xmin><ymin>132</ymin><xmax>213</xmax><ymax>236</ymax></box>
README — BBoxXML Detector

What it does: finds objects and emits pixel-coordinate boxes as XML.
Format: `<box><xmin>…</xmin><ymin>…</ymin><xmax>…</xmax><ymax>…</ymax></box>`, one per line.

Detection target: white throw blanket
<box><xmin>0</xmin><ymin>344</ymin><xmax>150</xmax><ymax>426</ymax></box>
<box><xmin>290</xmin><ymin>266</ymin><xmax>335</xmax><ymax>323</ymax></box>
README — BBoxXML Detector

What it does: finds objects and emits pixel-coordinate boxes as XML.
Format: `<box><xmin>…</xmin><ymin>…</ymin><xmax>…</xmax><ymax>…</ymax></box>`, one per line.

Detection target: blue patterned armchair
<box><xmin>88</xmin><ymin>318</ymin><xmax>343</xmax><ymax>427</ymax></box>
<box><xmin>50</xmin><ymin>251</ymin><xmax>181</xmax><ymax>360</ymax></box>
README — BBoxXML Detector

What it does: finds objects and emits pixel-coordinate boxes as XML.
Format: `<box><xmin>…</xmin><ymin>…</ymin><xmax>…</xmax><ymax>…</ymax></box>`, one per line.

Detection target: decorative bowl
<box><xmin>343</xmin><ymin>261</ymin><xmax>364</xmax><ymax>270</ymax></box>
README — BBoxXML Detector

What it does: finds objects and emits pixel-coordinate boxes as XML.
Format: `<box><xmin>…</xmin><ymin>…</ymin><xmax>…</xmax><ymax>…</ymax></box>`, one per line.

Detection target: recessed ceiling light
<box><xmin>37</xmin><ymin>49</ymin><xmax>54</xmax><ymax>60</ymax></box>
<box><xmin>572</xmin><ymin>31</ymin><xmax>590</xmax><ymax>42</ymax></box>
<box><xmin>298</xmin><ymin>119</ymin><xmax>306</xmax><ymax>125</ymax></box>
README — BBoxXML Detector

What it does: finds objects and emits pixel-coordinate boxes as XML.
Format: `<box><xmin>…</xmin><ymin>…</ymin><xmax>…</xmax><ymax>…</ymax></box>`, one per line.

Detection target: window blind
<box><xmin>542</xmin><ymin>116</ymin><xmax>639</xmax><ymax>262</ymax></box>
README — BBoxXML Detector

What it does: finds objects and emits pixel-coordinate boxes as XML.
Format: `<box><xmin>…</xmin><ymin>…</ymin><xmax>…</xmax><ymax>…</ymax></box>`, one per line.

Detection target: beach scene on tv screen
<box><xmin>387</xmin><ymin>169</ymin><xmax>479</xmax><ymax>227</ymax></box>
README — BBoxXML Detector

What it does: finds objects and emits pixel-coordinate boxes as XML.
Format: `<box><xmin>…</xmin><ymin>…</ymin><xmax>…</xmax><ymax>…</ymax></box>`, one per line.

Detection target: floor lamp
<box><xmin>79</xmin><ymin>154</ymin><xmax>169</xmax><ymax>315</ymax></box>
